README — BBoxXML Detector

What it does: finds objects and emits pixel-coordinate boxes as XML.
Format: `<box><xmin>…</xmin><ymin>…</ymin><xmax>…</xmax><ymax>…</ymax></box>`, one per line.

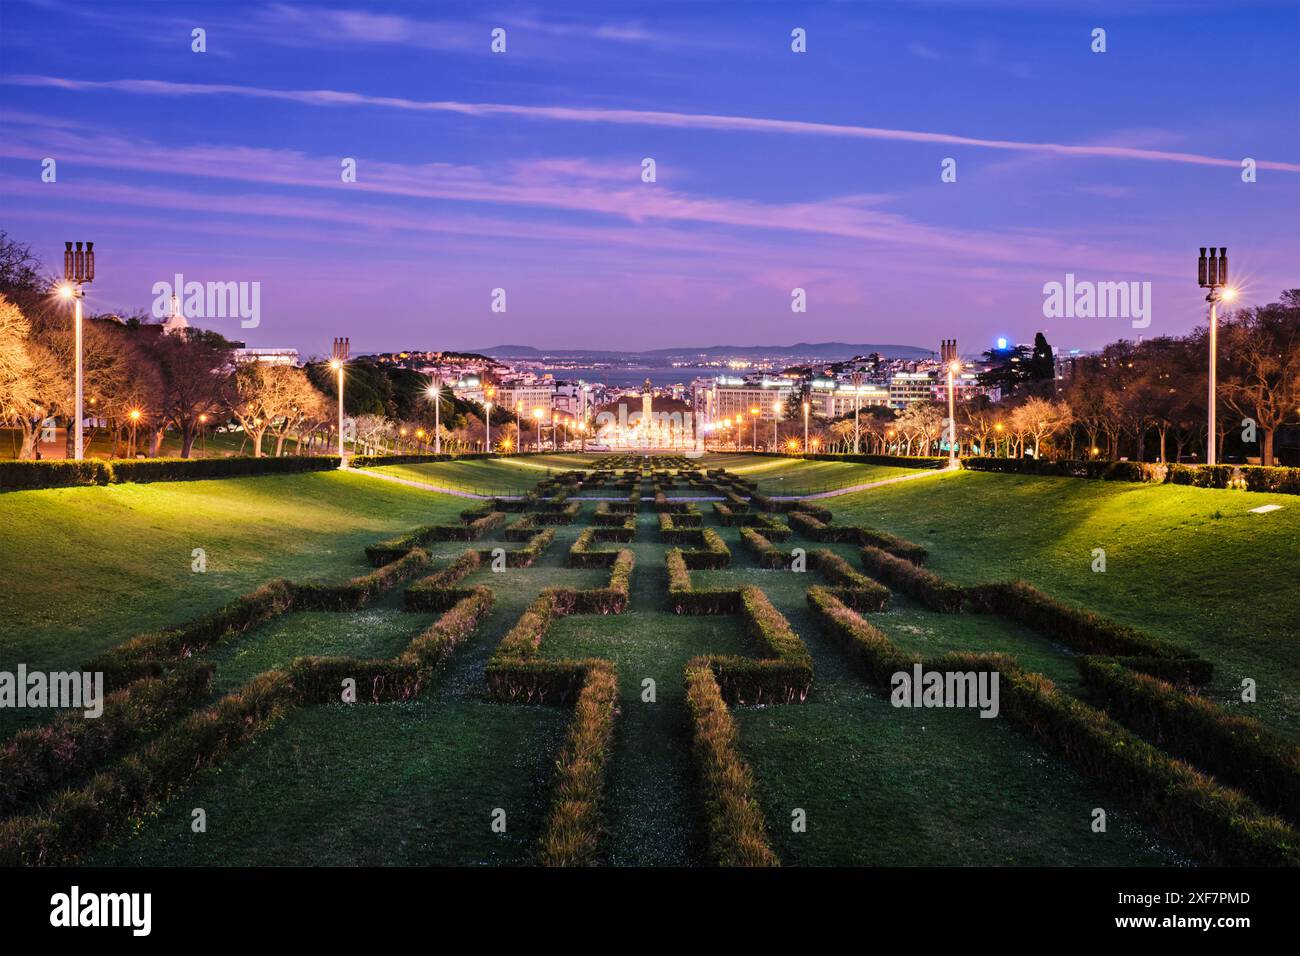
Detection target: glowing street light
<box><xmin>484</xmin><ymin>385</ymin><xmax>495</xmax><ymax>456</ymax></box>
<box><xmin>330</xmin><ymin>337</ymin><xmax>348</xmax><ymax>465</ymax></box>
<box><xmin>749</xmin><ymin>406</ymin><xmax>760</xmax><ymax>452</ymax></box>
<box><xmin>802</xmin><ymin>400</ymin><xmax>810</xmax><ymax>455</ymax></box>
<box><xmin>61</xmin><ymin>241</ymin><xmax>95</xmax><ymax>460</ymax></box>
<box><xmin>532</xmin><ymin>407</ymin><xmax>544</xmax><ymax>452</ymax></box>
<box><xmin>426</xmin><ymin>374</ymin><xmax>444</xmax><ymax>455</ymax></box>
<box><xmin>1198</xmin><ymin>247</ymin><xmax>1234</xmax><ymax>465</ymax></box>
<box><xmin>772</xmin><ymin>399</ymin><xmax>781</xmax><ymax>452</ymax></box>
<box><xmin>128</xmin><ymin>408</ymin><xmax>141</xmax><ymax>458</ymax></box>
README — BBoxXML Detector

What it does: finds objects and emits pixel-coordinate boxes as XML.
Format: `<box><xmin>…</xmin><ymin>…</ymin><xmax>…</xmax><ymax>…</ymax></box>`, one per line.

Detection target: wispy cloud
<box><xmin>7</xmin><ymin>74</ymin><xmax>1296</xmax><ymax>173</ymax></box>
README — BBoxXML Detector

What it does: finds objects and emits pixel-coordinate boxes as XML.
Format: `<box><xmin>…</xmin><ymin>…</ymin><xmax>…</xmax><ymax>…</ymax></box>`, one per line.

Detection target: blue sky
<box><xmin>1</xmin><ymin>0</ymin><xmax>1297</xmax><ymax>357</ymax></box>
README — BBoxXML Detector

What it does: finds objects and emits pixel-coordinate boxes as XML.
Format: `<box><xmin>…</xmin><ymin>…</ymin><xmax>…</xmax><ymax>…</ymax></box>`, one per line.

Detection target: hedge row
<box><xmin>85</xmin><ymin>579</ymin><xmax>297</xmax><ymax>687</ymax></box>
<box><xmin>739</xmin><ymin>527</ymin><xmax>790</xmax><ymax>570</ymax></box>
<box><xmin>965</xmin><ymin>457</ymin><xmax>1300</xmax><ymax>496</ymax></box>
<box><xmin>679</xmin><ymin>528</ymin><xmax>731</xmax><ymax>570</ymax></box>
<box><xmin>291</xmin><ymin>548</ymin><xmax>431</xmax><ymax>611</ymax></box>
<box><xmin>966</xmin><ymin>580</ymin><xmax>1202</xmax><ymax>668</ymax></box>
<box><xmin>699</xmin><ymin>588</ymin><xmax>813</xmax><ymax>706</ymax></box>
<box><xmin>788</xmin><ymin>512</ymin><xmax>926</xmax><ymax>562</ymax></box>
<box><xmin>1077</xmin><ymin>657</ymin><xmax>1300</xmax><ymax>822</ymax></box>
<box><xmin>684</xmin><ymin>660</ymin><xmax>779</xmax><ymax>867</ymax></box>
<box><xmin>364</xmin><ymin>511</ymin><xmax>507</xmax><ymax>564</ymax></box>
<box><xmin>0</xmin><ymin>455</ymin><xmax>344</xmax><ymax>491</ymax></box>
<box><xmin>552</xmin><ymin>551</ymin><xmax>635</xmax><ymax>615</ymax></box>
<box><xmin>482</xmin><ymin>528</ymin><xmax>555</xmax><ymax>568</ymax></box>
<box><xmin>403</xmin><ymin>550</ymin><xmax>482</xmax><ymax>611</ymax></box>
<box><xmin>809</xmin><ymin>550</ymin><xmax>890</xmax><ymax>612</ymax></box>
<box><xmin>804</xmin><ymin>588</ymin><xmax>1300</xmax><ymax>865</ymax></box>
<box><xmin>537</xmin><ymin>662</ymin><xmax>620</xmax><ymax>866</ymax></box>
<box><xmin>666</xmin><ymin>549</ymin><xmax>740</xmax><ymax>615</ymax></box>
<box><xmin>0</xmin><ymin>669</ymin><xmax>298</xmax><ymax>865</ymax></box>
<box><xmin>0</xmin><ymin>662</ymin><xmax>214</xmax><ymax>819</ymax></box>
<box><xmin>859</xmin><ymin>546</ymin><xmax>966</xmax><ymax>612</ymax></box>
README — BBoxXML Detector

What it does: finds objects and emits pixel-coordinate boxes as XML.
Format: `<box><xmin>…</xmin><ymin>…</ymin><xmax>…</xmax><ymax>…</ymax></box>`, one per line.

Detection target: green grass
<box><xmin>0</xmin><ymin>471</ymin><xmax>464</xmax><ymax>703</ymax></box>
<box><xmin>828</xmin><ymin>469</ymin><xmax>1300</xmax><ymax>738</ymax></box>
<box><xmin>4</xmin><ymin>454</ymin><xmax>1294</xmax><ymax>866</ymax></box>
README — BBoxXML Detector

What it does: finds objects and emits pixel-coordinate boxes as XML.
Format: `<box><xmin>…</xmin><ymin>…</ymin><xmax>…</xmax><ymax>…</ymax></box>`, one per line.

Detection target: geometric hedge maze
<box><xmin>3</xmin><ymin>454</ymin><xmax>1296</xmax><ymax>866</ymax></box>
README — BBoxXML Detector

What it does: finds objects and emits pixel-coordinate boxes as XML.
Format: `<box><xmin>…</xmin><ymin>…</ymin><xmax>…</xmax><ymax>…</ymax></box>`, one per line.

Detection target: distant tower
<box><xmin>940</xmin><ymin>339</ymin><xmax>957</xmax><ymax>364</ymax></box>
<box><xmin>162</xmin><ymin>293</ymin><xmax>189</xmax><ymax>336</ymax></box>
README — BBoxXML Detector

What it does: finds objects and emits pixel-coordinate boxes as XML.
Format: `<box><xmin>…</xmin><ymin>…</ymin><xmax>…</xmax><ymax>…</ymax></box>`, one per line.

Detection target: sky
<box><xmin>1</xmin><ymin>0</ymin><xmax>1297</xmax><ymax>358</ymax></box>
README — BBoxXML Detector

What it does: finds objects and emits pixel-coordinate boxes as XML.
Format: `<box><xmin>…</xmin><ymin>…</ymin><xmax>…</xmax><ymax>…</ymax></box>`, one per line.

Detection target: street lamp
<box><xmin>533</xmin><ymin>407</ymin><xmax>544</xmax><ymax>452</ymax></box>
<box><xmin>426</xmin><ymin>376</ymin><xmax>444</xmax><ymax>456</ymax></box>
<box><xmin>1198</xmin><ymin>247</ymin><xmax>1234</xmax><ymax>466</ymax></box>
<box><xmin>749</xmin><ymin>406</ymin><xmax>760</xmax><ymax>452</ymax></box>
<box><xmin>772</xmin><ymin>399</ymin><xmax>780</xmax><ymax>452</ymax></box>
<box><xmin>330</xmin><ymin>336</ymin><xmax>348</xmax><ymax>466</ymax></box>
<box><xmin>128</xmin><ymin>408</ymin><xmax>141</xmax><ymax>458</ymax></box>
<box><xmin>851</xmin><ymin>370</ymin><xmax>862</xmax><ymax>455</ymax></box>
<box><xmin>61</xmin><ymin>241</ymin><xmax>95</xmax><ymax>460</ymax></box>
<box><xmin>484</xmin><ymin>385</ymin><xmax>495</xmax><ymax>455</ymax></box>
<box><xmin>802</xmin><ymin>401</ymin><xmax>810</xmax><ymax>455</ymax></box>
<box><xmin>946</xmin><ymin>359</ymin><xmax>961</xmax><ymax>467</ymax></box>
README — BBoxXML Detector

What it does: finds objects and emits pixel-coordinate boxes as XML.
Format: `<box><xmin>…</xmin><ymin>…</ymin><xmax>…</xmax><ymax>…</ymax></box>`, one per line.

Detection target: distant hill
<box><xmin>473</xmin><ymin>342</ymin><xmax>932</xmax><ymax>361</ymax></box>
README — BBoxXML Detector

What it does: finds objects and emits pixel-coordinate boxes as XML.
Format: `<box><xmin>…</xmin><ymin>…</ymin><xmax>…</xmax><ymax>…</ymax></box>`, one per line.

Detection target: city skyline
<box><xmin>2</xmin><ymin>0</ymin><xmax>1298</xmax><ymax>356</ymax></box>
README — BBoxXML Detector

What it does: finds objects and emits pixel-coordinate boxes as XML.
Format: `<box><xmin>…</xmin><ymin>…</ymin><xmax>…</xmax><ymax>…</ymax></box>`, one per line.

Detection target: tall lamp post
<box><xmin>428</xmin><ymin>374</ymin><xmax>443</xmax><ymax>455</ymax></box>
<box><xmin>749</xmin><ymin>406</ymin><xmax>760</xmax><ymax>452</ymax></box>
<box><xmin>533</xmin><ymin>408</ymin><xmax>544</xmax><ymax>452</ymax></box>
<box><xmin>851</xmin><ymin>370</ymin><xmax>862</xmax><ymax>454</ymax></box>
<box><xmin>772</xmin><ymin>399</ymin><xmax>780</xmax><ymax>452</ymax></box>
<box><xmin>946</xmin><ymin>359</ymin><xmax>960</xmax><ymax>467</ymax></box>
<box><xmin>1197</xmin><ymin>247</ymin><xmax>1235</xmax><ymax>466</ymax></box>
<box><xmin>331</xmin><ymin>336</ymin><xmax>348</xmax><ymax>466</ymax></box>
<box><xmin>483</xmin><ymin>385</ymin><xmax>494</xmax><ymax>455</ymax></box>
<box><xmin>59</xmin><ymin>241</ymin><xmax>95</xmax><ymax>460</ymax></box>
<box><xmin>802</xmin><ymin>400</ymin><xmax>810</xmax><ymax>455</ymax></box>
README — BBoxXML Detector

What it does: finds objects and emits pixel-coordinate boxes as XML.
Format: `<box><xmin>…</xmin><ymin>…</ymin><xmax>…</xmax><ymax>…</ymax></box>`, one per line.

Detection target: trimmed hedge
<box><xmin>788</xmin><ymin>512</ymin><xmax>926</xmax><ymax>562</ymax></box>
<box><xmin>482</xmin><ymin>528</ymin><xmax>555</xmax><ymax>567</ymax></box>
<box><xmin>807</xmin><ymin>586</ymin><xmax>918</xmax><ymax>685</ymax></box>
<box><xmin>739</xmin><ymin>527</ymin><xmax>789</xmax><ymax>570</ymax></box>
<box><xmin>0</xmin><ymin>669</ymin><xmax>298</xmax><ymax>865</ymax></box>
<box><xmin>679</xmin><ymin>528</ymin><xmax>731</xmax><ymax>570</ymax></box>
<box><xmin>1</xmin><ymin>455</ymin><xmax>345</xmax><ymax>492</ymax></box>
<box><xmin>966</xmin><ymin>580</ymin><xmax>1202</xmax><ymax>667</ymax></box>
<box><xmin>684</xmin><ymin>660</ymin><xmax>779</xmax><ymax>867</ymax></box>
<box><xmin>538</xmin><ymin>663</ymin><xmax>619</xmax><ymax>866</ymax></box>
<box><xmin>860</xmin><ymin>546</ymin><xmax>965</xmax><ymax>612</ymax></box>
<box><xmin>666</xmin><ymin>549</ymin><xmax>740</xmax><ymax>615</ymax></box>
<box><xmin>0</xmin><ymin>661</ymin><xmax>214</xmax><ymax>818</ymax></box>
<box><xmin>85</xmin><ymin>579</ymin><xmax>297</xmax><ymax>687</ymax></box>
<box><xmin>365</xmin><ymin>511</ymin><xmax>507</xmax><ymax>564</ymax></box>
<box><xmin>810</xmin><ymin>550</ymin><xmax>890</xmax><ymax>611</ymax></box>
<box><xmin>1077</xmin><ymin>657</ymin><xmax>1300</xmax><ymax>821</ymax></box>
<box><xmin>967</xmin><ymin>457</ymin><xmax>1300</xmax><ymax>497</ymax></box>
<box><xmin>292</xmin><ymin>548</ymin><xmax>430</xmax><ymax>610</ymax></box>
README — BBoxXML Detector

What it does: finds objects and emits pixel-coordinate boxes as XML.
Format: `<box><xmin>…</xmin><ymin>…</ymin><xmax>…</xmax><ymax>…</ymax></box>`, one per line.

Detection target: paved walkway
<box><xmin>350</xmin><ymin>464</ymin><xmax>957</xmax><ymax>502</ymax></box>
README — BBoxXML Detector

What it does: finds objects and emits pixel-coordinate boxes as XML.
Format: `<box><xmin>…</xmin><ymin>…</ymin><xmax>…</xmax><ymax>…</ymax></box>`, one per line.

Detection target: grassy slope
<box><xmin>830</xmin><ymin>469</ymin><xmax>1300</xmax><ymax>737</ymax></box>
<box><xmin>0</xmin><ymin>470</ymin><xmax>465</xmax><ymax>679</ymax></box>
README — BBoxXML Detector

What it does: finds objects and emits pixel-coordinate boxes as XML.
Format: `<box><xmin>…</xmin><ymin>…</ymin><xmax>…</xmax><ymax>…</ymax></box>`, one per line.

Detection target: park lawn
<box><xmin>0</xmin><ymin>470</ymin><xmax>464</xmax><ymax>688</ymax></box>
<box><xmin>828</xmin><ymin>470</ymin><xmax>1300</xmax><ymax>738</ymax></box>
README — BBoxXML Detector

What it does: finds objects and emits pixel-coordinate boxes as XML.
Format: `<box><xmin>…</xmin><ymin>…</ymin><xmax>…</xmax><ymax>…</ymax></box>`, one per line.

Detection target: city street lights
<box><xmin>802</xmin><ymin>401</ymin><xmax>810</xmax><ymax>456</ymax></box>
<box><xmin>484</xmin><ymin>385</ymin><xmax>495</xmax><ymax>455</ymax></box>
<box><xmin>946</xmin><ymin>359</ymin><xmax>960</xmax><ymax>467</ymax></box>
<box><xmin>1198</xmin><ymin>247</ymin><xmax>1235</xmax><ymax>465</ymax></box>
<box><xmin>749</xmin><ymin>406</ymin><xmax>760</xmax><ymax>452</ymax></box>
<box><xmin>60</xmin><ymin>241</ymin><xmax>94</xmax><ymax>460</ymax></box>
<box><xmin>772</xmin><ymin>399</ymin><xmax>780</xmax><ymax>452</ymax></box>
<box><xmin>533</xmin><ymin>408</ymin><xmax>544</xmax><ymax>452</ymax></box>
<box><xmin>330</xmin><ymin>336</ymin><xmax>348</xmax><ymax>466</ymax></box>
<box><xmin>128</xmin><ymin>408</ymin><xmax>141</xmax><ymax>458</ymax></box>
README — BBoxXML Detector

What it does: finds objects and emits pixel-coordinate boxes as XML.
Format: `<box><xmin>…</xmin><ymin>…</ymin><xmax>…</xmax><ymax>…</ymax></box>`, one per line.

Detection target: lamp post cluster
<box><xmin>1197</xmin><ymin>247</ymin><xmax>1233</xmax><ymax>466</ymax></box>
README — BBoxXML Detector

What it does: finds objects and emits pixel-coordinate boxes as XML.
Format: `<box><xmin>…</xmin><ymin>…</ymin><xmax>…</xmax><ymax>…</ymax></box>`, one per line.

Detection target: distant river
<box><xmin>538</xmin><ymin>367</ymin><xmax>705</xmax><ymax>388</ymax></box>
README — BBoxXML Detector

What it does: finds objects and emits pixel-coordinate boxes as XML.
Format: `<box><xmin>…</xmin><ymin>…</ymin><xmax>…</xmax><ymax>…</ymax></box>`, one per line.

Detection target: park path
<box><xmin>349</xmin><ymin>464</ymin><xmax>957</xmax><ymax>502</ymax></box>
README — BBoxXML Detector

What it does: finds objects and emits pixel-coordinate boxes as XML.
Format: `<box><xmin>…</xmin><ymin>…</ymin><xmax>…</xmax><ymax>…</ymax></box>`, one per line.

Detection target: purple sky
<box><xmin>2</xmin><ymin>0</ymin><xmax>1298</xmax><ymax>358</ymax></box>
